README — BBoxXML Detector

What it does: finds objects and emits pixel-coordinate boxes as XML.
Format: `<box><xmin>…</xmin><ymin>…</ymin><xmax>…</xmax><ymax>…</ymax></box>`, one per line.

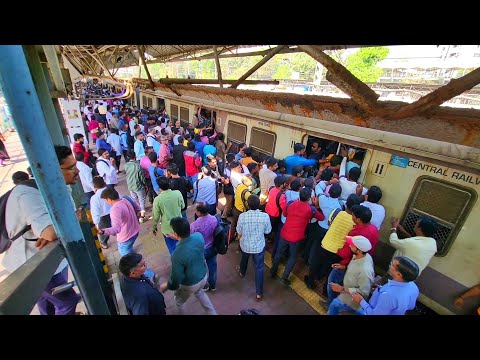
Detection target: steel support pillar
<box><xmin>0</xmin><ymin>45</ymin><xmax>113</xmax><ymax>315</ymax></box>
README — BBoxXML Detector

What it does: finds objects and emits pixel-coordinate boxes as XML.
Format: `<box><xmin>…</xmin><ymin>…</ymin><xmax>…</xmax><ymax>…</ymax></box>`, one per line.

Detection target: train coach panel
<box><xmin>366</xmin><ymin>149</ymin><xmax>480</xmax><ymax>313</ymax></box>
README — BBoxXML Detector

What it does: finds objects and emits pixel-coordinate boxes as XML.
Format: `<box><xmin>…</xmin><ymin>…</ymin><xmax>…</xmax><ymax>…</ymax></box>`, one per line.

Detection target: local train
<box><xmin>132</xmin><ymin>84</ymin><xmax>480</xmax><ymax>315</ymax></box>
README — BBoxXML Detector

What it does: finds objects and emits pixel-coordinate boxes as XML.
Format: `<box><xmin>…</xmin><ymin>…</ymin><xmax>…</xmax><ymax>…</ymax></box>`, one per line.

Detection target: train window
<box><xmin>142</xmin><ymin>95</ymin><xmax>147</xmax><ymax>108</ymax></box>
<box><xmin>180</xmin><ymin>107</ymin><xmax>189</xmax><ymax>123</ymax></box>
<box><xmin>170</xmin><ymin>104</ymin><xmax>179</xmax><ymax>121</ymax></box>
<box><xmin>147</xmin><ymin>97</ymin><xmax>153</xmax><ymax>108</ymax></box>
<box><xmin>226</xmin><ymin>121</ymin><xmax>247</xmax><ymax>149</ymax></box>
<box><xmin>401</xmin><ymin>176</ymin><xmax>477</xmax><ymax>257</ymax></box>
<box><xmin>250</xmin><ymin>127</ymin><xmax>276</xmax><ymax>159</ymax></box>
<box><xmin>157</xmin><ymin>98</ymin><xmax>165</xmax><ymax>110</ymax></box>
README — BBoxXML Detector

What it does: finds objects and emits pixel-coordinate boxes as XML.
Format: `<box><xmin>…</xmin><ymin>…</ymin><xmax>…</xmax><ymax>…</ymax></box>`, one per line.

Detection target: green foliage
<box><xmin>291</xmin><ymin>52</ymin><xmax>317</xmax><ymax>80</ymax></box>
<box><xmin>274</xmin><ymin>62</ymin><xmax>292</xmax><ymax>79</ymax></box>
<box><xmin>345</xmin><ymin>47</ymin><xmax>389</xmax><ymax>82</ymax></box>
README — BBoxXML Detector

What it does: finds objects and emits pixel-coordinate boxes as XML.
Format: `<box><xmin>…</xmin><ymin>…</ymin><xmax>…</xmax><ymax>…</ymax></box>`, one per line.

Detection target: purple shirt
<box><xmin>190</xmin><ymin>214</ymin><xmax>217</xmax><ymax>249</ymax></box>
<box><xmin>103</xmin><ymin>199</ymin><xmax>140</xmax><ymax>243</ymax></box>
<box><xmin>140</xmin><ymin>155</ymin><xmax>151</xmax><ymax>178</ymax></box>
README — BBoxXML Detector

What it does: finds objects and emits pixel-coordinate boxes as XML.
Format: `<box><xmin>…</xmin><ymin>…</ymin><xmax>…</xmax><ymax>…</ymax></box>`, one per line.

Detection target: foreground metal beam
<box><xmin>213</xmin><ymin>46</ymin><xmax>223</xmax><ymax>88</ymax></box>
<box><xmin>0</xmin><ymin>45</ymin><xmax>112</xmax><ymax>315</ymax></box>
<box><xmin>135</xmin><ymin>78</ymin><xmax>279</xmax><ymax>86</ymax></box>
<box><xmin>230</xmin><ymin>45</ymin><xmax>286</xmax><ymax>89</ymax></box>
<box><xmin>0</xmin><ymin>243</ymin><xmax>64</xmax><ymax>315</ymax></box>
<box><xmin>137</xmin><ymin>45</ymin><xmax>154</xmax><ymax>89</ymax></box>
<box><xmin>389</xmin><ymin>67</ymin><xmax>480</xmax><ymax>119</ymax></box>
<box><xmin>298</xmin><ymin>45</ymin><xmax>381</xmax><ymax>115</ymax></box>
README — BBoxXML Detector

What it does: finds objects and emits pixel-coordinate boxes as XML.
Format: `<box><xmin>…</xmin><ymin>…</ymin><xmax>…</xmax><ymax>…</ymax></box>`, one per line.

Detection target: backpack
<box><xmin>328</xmin><ymin>208</ymin><xmax>342</xmax><ymax>226</ymax></box>
<box><xmin>123</xmin><ymin>195</ymin><xmax>140</xmax><ymax>215</ymax></box>
<box><xmin>0</xmin><ymin>180</ymin><xmax>38</xmax><ymax>254</ymax></box>
<box><xmin>241</xmin><ymin>188</ymin><xmax>250</xmax><ymax>211</ymax></box>
<box><xmin>213</xmin><ymin>214</ymin><xmax>229</xmax><ymax>255</ymax></box>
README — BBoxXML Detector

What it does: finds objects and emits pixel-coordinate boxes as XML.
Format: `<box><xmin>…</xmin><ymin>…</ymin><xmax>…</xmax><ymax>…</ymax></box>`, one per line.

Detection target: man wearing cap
<box><xmin>284</xmin><ymin>143</ymin><xmax>318</xmax><ymax>175</ymax></box>
<box><xmin>119</xmin><ymin>253</ymin><xmax>166</xmax><ymax>315</ymax></box>
<box><xmin>351</xmin><ymin>256</ymin><xmax>420</xmax><ymax>315</ymax></box>
<box><xmin>327</xmin><ymin>236</ymin><xmax>375</xmax><ymax>315</ymax></box>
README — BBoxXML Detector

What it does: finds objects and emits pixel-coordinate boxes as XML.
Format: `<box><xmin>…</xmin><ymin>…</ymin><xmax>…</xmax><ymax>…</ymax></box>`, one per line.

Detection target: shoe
<box><xmin>304</xmin><ymin>275</ymin><xmax>314</xmax><ymax>289</ymax></box>
<box><xmin>270</xmin><ymin>269</ymin><xmax>277</xmax><ymax>279</ymax></box>
<box><xmin>319</xmin><ymin>299</ymin><xmax>329</xmax><ymax>308</ymax></box>
<box><xmin>100</xmin><ymin>243</ymin><xmax>108</xmax><ymax>249</ymax></box>
<box><xmin>203</xmin><ymin>283</ymin><xmax>210</xmax><ymax>291</ymax></box>
<box><xmin>210</xmin><ymin>287</ymin><xmax>216</xmax><ymax>292</ymax></box>
<box><xmin>235</xmin><ymin>265</ymin><xmax>245</xmax><ymax>278</ymax></box>
<box><xmin>139</xmin><ymin>217</ymin><xmax>144</xmax><ymax>223</ymax></box>
<box><xmin>116</xmin><ymin>170</ymin><xmax>120</xmax><ymax>174</ymax></box>
<box><xmin>256</xmin><ymin>295</ymin><xmax>263</xmax><ymax>302</ymax></box>
<box><xmin>280</xmin><ymin>278</ymin><xmax>291</xmax><ymax>286</ymax></box>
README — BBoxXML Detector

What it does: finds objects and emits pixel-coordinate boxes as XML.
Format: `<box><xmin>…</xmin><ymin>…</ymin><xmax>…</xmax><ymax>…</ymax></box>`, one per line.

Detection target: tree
<box><xmin>291</xmin><ymin>53</ymin><xmax>317</xmax><ymax>80</ymax></box>
<box><xmin>345</xmin><ymin>47</ymin><xmax>389</xmax><ymax>82</ymax></box>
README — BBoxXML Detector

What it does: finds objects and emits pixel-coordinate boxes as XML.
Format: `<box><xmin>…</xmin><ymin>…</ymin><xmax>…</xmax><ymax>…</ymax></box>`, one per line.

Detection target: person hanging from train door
<box><xmin>284</xmin><ymin>143</ymin><xmax>318</xmax><ymax>175</ymax></box>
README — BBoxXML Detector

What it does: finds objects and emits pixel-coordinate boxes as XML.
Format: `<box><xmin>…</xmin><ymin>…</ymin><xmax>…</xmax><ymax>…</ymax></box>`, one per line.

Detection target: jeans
<box><xmin>37</xmin><ymin>266</ymin><xmax>81</xmax><ymax>315</ymax></box>
<box><xmin>97</xmin><ymin>214</ymin><xmax>111</xmax><ymax>245</ymax></box>
<box><xmin>130</xmin><ymin>188</ymin><xmax>146</xmax><ymax>212</ymax></box>
<box><xmin>83</xmin><ymin>191</ymin><xmax>94</xmax><ymax>210</ymax></box>
<box><xmin>186</xmin><ymin>174</ymin><xmax>199</xmax><ymax>199</ymax></box>
<box><xmin>271</xmin><ymin>237</ymin><xmax>299</xmax><ymax>281</ymax></box>
<box><xmin>327</xmin><ymin>297</ymin><xmax>366</xmax><ymax>315</ymax></box>
<box><xmin>327</xmin><ymin>268</ymin><xmax>346</xmax><ymax>305</ymax></box>
<box><xmin>117</xmin><ymin>233</ymin><xmax>139</xmax><ymax>256</ymax></box>
<box><xmin>240</xmin><ymin>248</ymin><xmax>265</xmax><ymax>296</ymax></box>
<box><xmin>164</xmin><ymin>235</ymin><xmax>178</xmax><ymax>255</ymax></box>
<box><xmin>204</xmin><ymin>246</ymin><xmax>218</xmax><ymax>289</ymax></box>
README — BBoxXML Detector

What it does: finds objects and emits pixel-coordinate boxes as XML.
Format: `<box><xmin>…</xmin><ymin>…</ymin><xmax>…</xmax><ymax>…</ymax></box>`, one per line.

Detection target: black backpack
<box><xmin>213</xmin><ymin>214</ymin><xmax>229</xmax><ymax>255</ymax></box>
<box><xmin>0</xmin><ymin>180</ymin><xmax>38</xmax><ymax>254</ymax></box>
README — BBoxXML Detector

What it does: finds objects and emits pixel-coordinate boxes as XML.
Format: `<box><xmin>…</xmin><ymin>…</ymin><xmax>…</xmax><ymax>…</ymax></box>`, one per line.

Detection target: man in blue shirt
<box><xmin>284</xmin><ymin>143</ymin><xmax>318</xmax><ymax>175</ymax></box>
<box><xmin>119</xmin><ymin>253</ymin><xmax>166</xmax><ymax>315</ymax></box>
<box><xmin>351</xmin><ymin>256</ymin><xmax>420</xmax><ymax>315</ymax></box>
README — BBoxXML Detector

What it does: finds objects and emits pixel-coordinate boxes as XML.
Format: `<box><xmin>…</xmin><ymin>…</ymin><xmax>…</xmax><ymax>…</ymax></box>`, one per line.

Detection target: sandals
<box><xmin>235</xmin><ymin>265</ymin><xmax>245</xmax><ymax>278</ymax></box>
<box><xmin>100</xmin><ymin>243</ymin><xmax>108</xmax><ymax>249</ymax></box>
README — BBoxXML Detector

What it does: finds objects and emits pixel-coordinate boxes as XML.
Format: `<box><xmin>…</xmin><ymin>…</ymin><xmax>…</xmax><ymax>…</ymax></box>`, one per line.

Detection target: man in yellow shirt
<box><xmin>230</xmin><ymin>175</ymin><xmax>253</xmax><ymax>244</ymax></box>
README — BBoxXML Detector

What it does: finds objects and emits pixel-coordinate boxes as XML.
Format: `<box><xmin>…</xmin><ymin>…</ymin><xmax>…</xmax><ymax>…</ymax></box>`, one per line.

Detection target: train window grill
<box><xmin>147</xmin><ymin>97</ymin><xmax>153</xmax><ymax>108</ymax></box>
<box><xmin>250</xmin><ymin>127</ymin><xmax>276</xmax><ymax>157</ymax></box>
<box><xmin>142</xmin><ymin>96</ymin><xmax>147</xmax><ymax>108</ymax></box>
<box><xmin>180</xmin><ymin>107</ymin><xmax>189</xmax><ymax>123</ymax></box>
<box><xmin>401</xmin><ymin>176</ymin><xmax>477</xmax><ymax>256</ymax></box>
<box><xmin>170</xmin><ymin>104</ymin><xmax>179</xmax><ymax>121</ymax></box>
<box><xmin>227</xmin><ymin>121</ymin><xmax>247</xmax><ymax>145</ymax></box>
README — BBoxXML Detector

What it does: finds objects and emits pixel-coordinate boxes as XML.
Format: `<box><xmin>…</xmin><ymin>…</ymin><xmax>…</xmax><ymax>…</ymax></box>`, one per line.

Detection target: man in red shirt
<box><xmin>73</xmin><ymin>133</ymin><xmax>90</xmax><ymax>165</ymax></box>
<box><xmin>270</xmin><ymin>187</ymin><xmax>324</xmax><ymax>286</ymax></box>
<box><xmin>265</xmin><ymin>175</ymin><xmax>287</xmax><ymax>247</ymax></box>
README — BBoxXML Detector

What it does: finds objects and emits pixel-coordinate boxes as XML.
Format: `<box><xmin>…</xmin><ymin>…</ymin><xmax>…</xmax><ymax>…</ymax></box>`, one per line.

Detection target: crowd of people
<box><xmin>4</xmin><ymin>87</ymin><xmax>477</xmax><ymax>315</ymax></box>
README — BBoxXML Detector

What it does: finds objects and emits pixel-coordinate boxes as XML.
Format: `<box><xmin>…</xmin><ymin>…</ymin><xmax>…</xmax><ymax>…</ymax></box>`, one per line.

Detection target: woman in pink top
<box><xmin>88</xmin><ymin>118</ymin><xmax>100</xmax><ymax>140</ymax></box>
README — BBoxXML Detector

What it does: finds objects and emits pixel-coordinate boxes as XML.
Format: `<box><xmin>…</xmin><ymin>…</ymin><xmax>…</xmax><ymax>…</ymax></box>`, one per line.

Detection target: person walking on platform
<box><xmin>160</xmin><ymin>217</ymin><xmax>217</xmax><ymax>315</ymax></box>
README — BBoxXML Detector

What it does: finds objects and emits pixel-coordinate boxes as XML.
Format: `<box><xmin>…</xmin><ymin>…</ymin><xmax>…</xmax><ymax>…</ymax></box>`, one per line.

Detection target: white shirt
<box><xmin>96</xmin><ymin>158</ymin><xmax>118</xmax><ymax>185</ymax></box>
<box><xmin>146</xmin><ymin>134</ymin><xmax>157</xmax><ymax>147</ymax></box>
<box><xmin>129</xmin><ymin>119</ymin><xmax>137</xmax><ymax>136</ymax></box>
<box><xmin>76</xmin><ymin>161</ymin><xmax>95</xmax><ymax>193</ymax></box>
<box><xmin>173</xmin><ymin>134</ymin><xmax>181</xmax><ymax>145</ymax></box>
<box><xmin>339</xmin><ymin>156</ymin><xmax>368</xmax><ymax>200</ymax></box>
<box><xmin>389</xmin><ymin>233</ymin><xmax>437</xmax><ymax>274</ymax></box>
<box><xmin>107</xmin><ymin>133</ymin><xmax>122</xmax><ymax>155</ymax></box>
<box><xmin>90</xmin><ymin>187</ymin><xmax>112</xmax><ymax>225</ymax></box>
<box><xmin>361</xmin><ymin>201</ymin><xmax>385</xmax><ymax>230</ymax></box>
<box><xmin>3</xmin><ymin>184</ymin><xmax>68</xmax><ymax>275</ymax></box>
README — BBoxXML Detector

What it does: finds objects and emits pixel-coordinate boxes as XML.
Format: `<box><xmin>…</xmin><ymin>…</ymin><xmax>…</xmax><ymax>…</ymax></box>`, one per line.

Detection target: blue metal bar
<box><xmin>0</xmin><ymin>45</ymin><xmax>111</xmax><ymax>315</ymax></box>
